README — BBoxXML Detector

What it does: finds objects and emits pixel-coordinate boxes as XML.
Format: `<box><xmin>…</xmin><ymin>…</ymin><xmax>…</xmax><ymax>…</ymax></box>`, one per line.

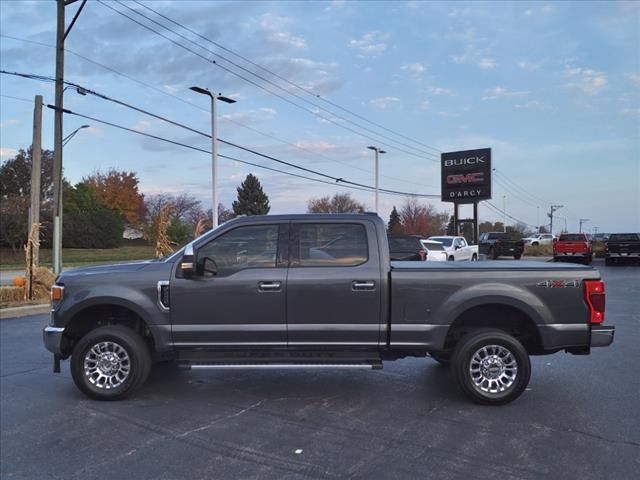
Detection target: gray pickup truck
<box><xmin>43</xmin><ymin>214</ymin><xmax>614</xmax><ymax>405</ymax></box>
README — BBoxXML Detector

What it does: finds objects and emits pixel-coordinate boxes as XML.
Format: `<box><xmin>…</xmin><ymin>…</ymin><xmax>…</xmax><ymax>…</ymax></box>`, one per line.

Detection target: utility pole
<box><xmin>502</xmin><ymin>194</ymin><xmax>506</xmax><ymax>231</ymax></box>
<box><xmin>579</xmin><ymin>218</ymin><xmax>589</xmax><ymax>233</ymax></box>
<box><xmin>29</xmin><ymin>95</ymin><xmax>43</xmax><ymax>267</ymax></box>
<box><xmin>367</xmin><ymin>146</ymin><xmax>387</xmax><ymax>214</ymax></box>
<box><xmin>52</xmin><ymin>0</ymin><xmax>86</xmax><ymax>275</ymax></box>
<box><xmin>548</xmin><ymin>204</ymin><xmax>563</xmax><ymax>235</ymax></box>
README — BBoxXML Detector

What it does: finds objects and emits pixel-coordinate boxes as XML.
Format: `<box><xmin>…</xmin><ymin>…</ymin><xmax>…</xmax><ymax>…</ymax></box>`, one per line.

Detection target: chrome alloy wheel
<box><xmin>469</xmin><ymin>344</ymin><xmax>518</xmax><ymax>395</ymax></box>
<box><xmin>84</xmin><ymin>341</ymin><xmax>131</xmax><ymax>389</ymax></box>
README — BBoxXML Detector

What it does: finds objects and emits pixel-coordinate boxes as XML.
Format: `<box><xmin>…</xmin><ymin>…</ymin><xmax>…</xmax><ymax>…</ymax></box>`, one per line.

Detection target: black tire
<box><xmin>471</xmin><ymin>254</ymin><xmax>478</xmax><ymax>262</ymax></box>
<box><xmin>514</xmin><ymin>254</ymin><xmax>522</xmax><ymax>260</ymax></box>
<box><xmin>489</xmin><ymin>247</ymin><xmax>498</xmax><ymax>260</ymax></box>
<box><xmin>70</xmin><ymin>325</ymin><xmax>151</xmax><ymax>401</ymax></box>
<box><xmin>450</xmin><ymin>329</ymin><xmax>531</xmax><ymax>405</ymax></box>
<box><xmin>430</xmin><ymin>353</ymin><xmax>451</xmax><ymax>365</ymax></box>
<box><xmin>531</xmin><ymin>242</ymin><xmax>539</xmax><ymax>247</ymax></box>
<box><xmin>448</xmin><ymin>256</ymin><xmax>455</xmax><ymax>262</ymax></box>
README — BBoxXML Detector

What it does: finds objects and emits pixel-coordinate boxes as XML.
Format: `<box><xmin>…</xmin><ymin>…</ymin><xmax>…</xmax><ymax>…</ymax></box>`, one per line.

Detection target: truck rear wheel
<box><xmin>70</xmin><ymin>325</ymin><xmax>151</xmax><ymax>401</ymax></box>
<box><xmin>450</xmin><ymin>329</ymin><xmax>531</xmax><ymax>405</ymax></box>
<box><xmin>489</xmin><ymin>247</ymin><xmax>498</xmax><ymax>260</ymax></box>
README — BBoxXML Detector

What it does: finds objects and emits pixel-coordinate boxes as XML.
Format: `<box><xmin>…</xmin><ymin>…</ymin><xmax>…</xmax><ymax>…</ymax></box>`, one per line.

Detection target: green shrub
<box><xmin>63</xmin><ymin>209</ymin><xmax>124</xmax><ymax>249</ymax></box>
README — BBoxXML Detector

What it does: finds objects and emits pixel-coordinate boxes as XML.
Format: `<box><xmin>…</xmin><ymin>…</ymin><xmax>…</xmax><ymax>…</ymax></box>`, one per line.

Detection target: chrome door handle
<box><xmin>352</xmin><ymin>280</ymin><xmax>376</xmax><ymax>291</ymax></box>
<box><xmin>258</xmin><ymin>281</ymin><xmax>282</xmax><ymax>292</ymax></box>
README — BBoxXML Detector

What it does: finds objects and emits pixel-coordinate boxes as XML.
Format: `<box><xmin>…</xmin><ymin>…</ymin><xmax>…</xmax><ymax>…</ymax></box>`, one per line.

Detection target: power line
<box><xmin>132</xmin><ymin>0</ymin><xmax>443</xmax><ymax>155</ymax></box>
<box><xmin>45</xmin><ymin>104</ymin><xmax>437</xmax><ymax>198</ymax></box>
<box><xmin>493</xmin><ymin>176</ymin><xmax>540</xmax><ymax>208</ymax></box>
<box><xmin>115</xmin><ymin>0</ymin><xmax>440</xmax><ymax>160</ymax></box>
<box><xmin>97</xmin><ymin>0</ymin><xmax>441</xmax><ymax>164</ymax></box>
<box><xmin>484</xmin><ymin>201</ymin><xmax>537</xmax><ymax>228</ymax></box>
<box><xmin>0</xmin><ymin>69</ymin><xmax>439</xmax><ymax>195</ymax></box>
<box><xmin>0</xmin><ymin>34</ymin><xmax>431</xmax><ymax>188</ymax></box>
<box><xmin>0</xmin><ymin>94</ymin><xmax>33</xmax><ymax>103</ymax></box>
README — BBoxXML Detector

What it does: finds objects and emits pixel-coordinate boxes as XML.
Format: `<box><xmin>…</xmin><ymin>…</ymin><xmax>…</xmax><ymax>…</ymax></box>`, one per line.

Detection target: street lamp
<box><xmin>367</xmin><ymin>146</ymin><xmax>387</xmax><ymax>214</ymax></box>
<box><xmin>190</xmin><ymin>86</ymin><xmax>236</xmax><ymax>228</ymax></box>
<box><xmin>62</xmin><ymin>124</ymin><xmax>90</xmax><ymax>146</ymax></box>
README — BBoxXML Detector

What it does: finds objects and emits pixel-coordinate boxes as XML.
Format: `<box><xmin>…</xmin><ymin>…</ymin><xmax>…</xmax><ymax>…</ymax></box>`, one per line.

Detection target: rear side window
<box><xmin>609</xmin><ymin>234</ymin><xmax>639</xmax><ymax>242</ymax></box>
<box><xmin>488</xmin><ymin>233</ymin><xmax>511</xmax><ymax>240</ymax></box>
<box><xmin>295</xmin><ymin>223</ymin><xmax>368</xmax><ymax>267</ymax></box>
<box><xmin>423</xmin><ymin>242</ymin><xmax>444</xmax><ymax>251</ymax></box>
<box><xmin>388</xmin><ymin>237</ymin><xmax>422</xmax><ymax>251</ymax></box>
<box><xmin>560</xmin><ymin>234</ymin><xmax>587</xmax><ymax>241</ymax></box>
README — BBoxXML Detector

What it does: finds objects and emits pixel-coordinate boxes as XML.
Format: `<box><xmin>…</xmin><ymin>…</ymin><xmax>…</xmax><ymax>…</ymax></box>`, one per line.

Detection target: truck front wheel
<box><xmin>450</xmin><ymin>329</ymin><xmax>531</xmax><ymax>405</ymax></box>
<box><xmin>70</xmin><ymin>325</ymin><xmax>151</xmax><ymax>401</ymax></box>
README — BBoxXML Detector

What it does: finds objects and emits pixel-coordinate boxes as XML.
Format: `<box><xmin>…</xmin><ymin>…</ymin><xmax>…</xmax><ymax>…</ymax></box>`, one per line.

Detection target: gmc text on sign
<box><xmin>441</xmin><ymin>148</ymin><xmax>492</xmax><ymax>203</ymax></box>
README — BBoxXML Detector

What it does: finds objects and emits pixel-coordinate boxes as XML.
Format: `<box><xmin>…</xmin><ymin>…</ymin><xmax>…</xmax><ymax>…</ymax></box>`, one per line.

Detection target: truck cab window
<box><xmin>197</xmin><ymin>225</ymin><xmax>279</xmax><ymax>276</ymax></box>
<box><xmin>295</xmin><ymin>223</ymin><xmax>368</xmax><ymax>266</ymax></box>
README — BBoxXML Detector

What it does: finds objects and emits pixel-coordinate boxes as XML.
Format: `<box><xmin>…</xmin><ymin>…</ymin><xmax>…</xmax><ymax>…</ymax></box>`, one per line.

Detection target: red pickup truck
<box><xmin>553</xmin><ymin>233</ymin><xmax>592</xmax><ymax>265</ymax></box>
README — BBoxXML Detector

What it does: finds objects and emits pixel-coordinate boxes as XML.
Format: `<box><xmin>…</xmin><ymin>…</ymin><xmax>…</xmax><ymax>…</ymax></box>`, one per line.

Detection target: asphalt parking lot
<box><xmin>1</xmin><ymin>259</ymin><xmax>638</xmax><ymax>480</ymax></box>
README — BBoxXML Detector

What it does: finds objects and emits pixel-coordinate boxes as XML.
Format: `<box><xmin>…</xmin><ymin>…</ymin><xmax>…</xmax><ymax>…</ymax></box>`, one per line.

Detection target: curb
<box><xmin>0</xmin><ymin>304</ymin><xmax>50</xmax><ymax>320</ymax></box>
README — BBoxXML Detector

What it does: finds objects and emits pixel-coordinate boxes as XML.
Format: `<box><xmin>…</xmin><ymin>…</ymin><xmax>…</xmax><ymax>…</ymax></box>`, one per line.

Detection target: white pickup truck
<box><xmin>428</xmin><ymin>236</ymin><xmax>479</xmax><ymax>261</ymax></box>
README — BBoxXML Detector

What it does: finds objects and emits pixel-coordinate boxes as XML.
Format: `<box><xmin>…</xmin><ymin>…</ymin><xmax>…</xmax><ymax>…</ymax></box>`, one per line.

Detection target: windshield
<box><xmin>559</xmin><ymin>234</ymin><xmax>587</xmax><ymax>241</ymax></box>
<box><xmin>429</xmin><ymin>237</ymin><xmax>452</xmax><ymax>247</ymax></box>
<box><xmin>609</xmin><ymin>233</ymin><xmax>640</xmax><ymax>242</ymax></box>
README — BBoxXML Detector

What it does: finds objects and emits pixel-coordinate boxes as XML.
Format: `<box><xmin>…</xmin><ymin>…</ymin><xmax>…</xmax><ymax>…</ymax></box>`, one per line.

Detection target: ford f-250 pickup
<box><xmin>43</xmin><ymin>214</ymin><xmax>614</xmax><ymax>405</ymax></box>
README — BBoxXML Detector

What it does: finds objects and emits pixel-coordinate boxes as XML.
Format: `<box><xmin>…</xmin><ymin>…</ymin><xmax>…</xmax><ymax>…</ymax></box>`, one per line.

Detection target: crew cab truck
<box><xmin>428</xmin><ymin>236</ymin><xmax>478</xmax><ymax>261</ymax></box>
<box><xmin>479</xmin><ymin>232</ymin><xmax>525</xmax><ymax>260</ymax></box>
<box><xmin>553</xmin><ymin>233</ymin><xmax>592</xmax><ymax>265</ymax></box>
<box><xmin>605</xmin><ymin>233</ymin><xmax>640</xmax><ymax>266</ymax></box>
<box><xmin>43</xmin><ymin>214</ymin><xmax>614</xmax><ymax>406</ymax></box>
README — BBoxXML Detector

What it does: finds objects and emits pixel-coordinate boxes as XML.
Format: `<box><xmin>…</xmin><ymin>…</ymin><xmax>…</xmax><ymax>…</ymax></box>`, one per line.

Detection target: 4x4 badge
<box><xmin>536</xmin><ymin>280</ymin><xmax>580</xmax><ymax>288</ymax></box>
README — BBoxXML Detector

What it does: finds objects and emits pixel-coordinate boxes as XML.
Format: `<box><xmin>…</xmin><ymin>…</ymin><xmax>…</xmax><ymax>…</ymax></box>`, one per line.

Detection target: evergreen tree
<box><xmin>232</xmin><ymin>174</ymin><xmax>271</xmax><ymax>215</ymax></box>
<box><xmin>387</xmin><ymin>206</ymin><xmax>403</xmax><ymax>234</ymax></box>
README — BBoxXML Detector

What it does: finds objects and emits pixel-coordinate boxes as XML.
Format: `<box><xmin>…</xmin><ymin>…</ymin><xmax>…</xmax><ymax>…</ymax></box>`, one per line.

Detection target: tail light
<box><xmin>584</xmin><ymin>280</ymin><xmax>605</xmax><ymax>324</ymax></box>
<box><xmin>419</xmin><ymin>249</ymin><xmax>427</xmax><ymax>261</ymax></box>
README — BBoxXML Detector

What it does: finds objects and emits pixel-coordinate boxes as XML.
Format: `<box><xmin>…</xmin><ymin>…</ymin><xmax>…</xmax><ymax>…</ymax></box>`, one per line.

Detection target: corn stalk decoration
<box><xmin>24</xmin><ymin>223</ymin><xmax>41</xmax><ymax>301</ymax></box>
<box><xmin>194</xmin><ymin>218</ymin><xmax>210</xmax><ymax>238</ymax></box>
<box><xmin>155</xmin><ymin>204</ymin><xmax>175</xmax><ymax>258</ymax></box>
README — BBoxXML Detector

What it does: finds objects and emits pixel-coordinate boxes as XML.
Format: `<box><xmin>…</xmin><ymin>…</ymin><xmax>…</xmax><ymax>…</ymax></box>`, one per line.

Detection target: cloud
<box><xmin>421</xmin><ymin>100</ymin><xmax>430</xmax><ymax>110</ymax></box>
<box><xmin>0</xmin><ymin>148</ymin><xmax>18</xmax><ymax>158</ymax></box>
<box><xmin>222</xmin><ymin>108</ymin><xmax>276</xmax><ymax>124</ymax></box>
<box><xmin>628</xmin><ymin>73</ymin><xmax>640</xmax><ymax>88</ymax></box>
<box><xmin>0</xmin><ymin>119</ymin><xmax>19</xmax><ymax>128</ymax></box>
<box><xmin>622</xmin><ymin>107</ymin><xmax>640</xmax><ymax>116</ymax></box>
<box><xmin>368</xmin><ymin>96</ymin><xmax>400</xmax><ymax>109</ymax></box>
<box><xmin>451</xmin><ymin>53</ymin><xmax>497</xmax><ymax>69</ymax></box>
<box><xmin>518</xmin><ymin>60</ymin><xmax>543</xmax><ymax>71</ymax></box>
<box><xmin>477</xmin><ymin>58</ymin><xmax>497</xmax><ymax>69</ymax></box>
<box><xmin>564</xmin><ymin>66</ymin><xmax>608</xmax><ymax>95</ymax></box>
<box><xmin>482</xmin><ymin>86</ymin><xmax>530</xmax><ymax>100</ymax></box>
<box><xmin>514</xmin><ymin>100</ymin><xmax>551</xmax><ymax>111</ymax></box>
<box><xmin>260</xmin><ymin>13</ymin><xmax>307</xmax><ymax>48</ymax></box>
<box><xmin>428</xmin><ymin>87</ymin><xmax>455</xmax><ymax>96</ymax></box>
<box><xmin>290</xmin><ymin>141</ymin><xmax>336</xmax><ymax>154</ymax></box>
<box><xmin>349</xmin><ymin>31</ymin><xmax>388</xmax><ymax>56</ymax></box>
<box><xmin>401</xmin><ymin>62</ymin><xmax>426</xmax><ymax>77</ymax></box>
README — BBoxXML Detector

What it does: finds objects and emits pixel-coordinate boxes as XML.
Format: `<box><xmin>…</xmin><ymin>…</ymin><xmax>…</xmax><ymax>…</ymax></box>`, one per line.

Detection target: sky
<box><xmin>1</xmin><ymin>0</ymin><xmax>639</xmax><ymax>234</ymax></box>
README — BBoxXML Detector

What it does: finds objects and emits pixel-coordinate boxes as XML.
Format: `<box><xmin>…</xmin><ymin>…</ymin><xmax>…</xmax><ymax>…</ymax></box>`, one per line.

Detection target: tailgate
<box><xmin>557</xmin><ymin>242</ymin><xmax>588</xmax><ymax>253</ymax></box>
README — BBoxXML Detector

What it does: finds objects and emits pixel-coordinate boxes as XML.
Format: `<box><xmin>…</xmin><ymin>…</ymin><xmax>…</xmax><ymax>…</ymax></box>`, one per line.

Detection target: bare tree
<box><xmin>399</xmin><ymin>197</ymin><xmax>449</xmax><ymax>237</ymax></box>
<box><xmin>308</xmin><ymin>193</ymin><xmax>366</xmax><ymax>213</ymax></box>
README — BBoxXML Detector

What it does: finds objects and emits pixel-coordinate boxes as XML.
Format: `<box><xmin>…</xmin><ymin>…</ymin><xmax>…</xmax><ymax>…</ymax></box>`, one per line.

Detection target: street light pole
<box><xmin>367</xmin><ymin>146</ymin><xmax>386</xmax><ymax>214</ymax></box>
<box><xmin>62</xmin><ymin>124</ymin><xmax>90</xmax><ymax>146</ymax></box>
<box><xmin>190</xmin><ymin>86</ymin><xmax>236</xmax><ymax>228</ymax></box>
<box><xmin>502</xmin><ymin>194</ymin><xmax>506</xmax><ymax>231</ymax></box>
<box><xmin>579</xmin><ymin>218</ymin><xmax>589</xmax><ymax>233</ymax></box>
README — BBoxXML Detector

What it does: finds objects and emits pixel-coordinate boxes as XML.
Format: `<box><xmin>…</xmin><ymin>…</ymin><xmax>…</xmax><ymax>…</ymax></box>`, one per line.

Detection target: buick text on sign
<box><xmin>441</xmin><ymin>148</ymin><xmax>492</xmax><ymax>203</ymax></box>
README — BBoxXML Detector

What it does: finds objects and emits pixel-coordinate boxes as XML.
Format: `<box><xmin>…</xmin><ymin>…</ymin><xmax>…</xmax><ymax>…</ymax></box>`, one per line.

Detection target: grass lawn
<box><xmin>0</xmin><ymin>245</ymin><xmax>157</xmax><ymax>270</ymax></box>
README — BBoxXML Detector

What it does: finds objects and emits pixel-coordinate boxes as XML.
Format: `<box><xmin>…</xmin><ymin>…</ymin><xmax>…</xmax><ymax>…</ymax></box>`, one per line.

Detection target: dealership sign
<box><xmin>441</xmin><ymin>148</ymin><xmax>492</xmax><ymax>203</ymax></box>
